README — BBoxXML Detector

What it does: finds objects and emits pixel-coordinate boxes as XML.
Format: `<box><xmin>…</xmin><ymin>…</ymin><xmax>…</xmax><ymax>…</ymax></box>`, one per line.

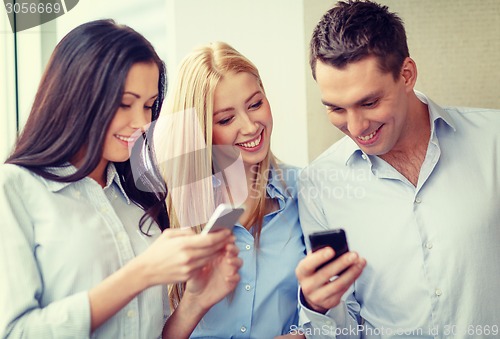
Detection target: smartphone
<box><xmin>200</xmin><ymin>203</ymin><xmax>245</xmax><ymax>235</ymax></box>
<box><xmin>309</xmin><ymin>228</ymin><xmax>349</xmax><ymax>273</ymax></box>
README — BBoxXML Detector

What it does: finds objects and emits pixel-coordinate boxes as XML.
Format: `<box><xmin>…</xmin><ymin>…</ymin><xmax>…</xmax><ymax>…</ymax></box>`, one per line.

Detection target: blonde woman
<box><xmin>155</xmin><ymin>42</ymin><xmax>306</xmax><ymax>338</ymax></box>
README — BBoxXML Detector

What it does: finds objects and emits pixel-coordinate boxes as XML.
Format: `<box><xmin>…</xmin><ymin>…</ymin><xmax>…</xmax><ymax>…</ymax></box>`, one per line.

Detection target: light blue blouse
<box><xmin>191</xmin><ymin>164</ymin><xmax>306</xmax><ymax>338</ymax></box>
<box><xmin>0</xmin><ymin>163</ymin><xmax>168</xmax><ymax>338</ymax></box>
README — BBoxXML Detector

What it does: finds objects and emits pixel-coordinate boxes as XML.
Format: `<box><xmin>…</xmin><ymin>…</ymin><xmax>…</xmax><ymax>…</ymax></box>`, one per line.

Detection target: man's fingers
<box><xmin>317</xmin><ymin>251</ymin><xmax>359</xmax><ymax>280</ymax></box>
<box><xmin>300</xmin><ymin>254</ymin><xmax>367</xmax><ymax>311</ymax></box>
<box><xmin>296</xmin><ymin>247</ymin><xmax>335</xmax><ymax>279</ymax></box>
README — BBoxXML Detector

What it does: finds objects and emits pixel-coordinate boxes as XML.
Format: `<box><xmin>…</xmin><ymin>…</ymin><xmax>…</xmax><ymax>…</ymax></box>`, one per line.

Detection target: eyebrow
<box><xmin>123</xmin><ymin>92</ymin><xmax>158</xmax><ymax>100</ymax></box>
<box><xmin>214</xmin><ymin>90</ymin><xmax>261</xmax><ymax>116</ymax></box>
<box><xmin>322</xmin><ymin>90</ymin><xmax>382</xmax><ymax>108</ymax></box>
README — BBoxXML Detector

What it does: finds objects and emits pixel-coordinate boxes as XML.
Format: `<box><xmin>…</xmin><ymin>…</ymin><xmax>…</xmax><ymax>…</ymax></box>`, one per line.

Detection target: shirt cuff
<box><xmin>43</xmin><ymin>290</ymin><xmax>91</xmax><ymax>337</ymax></box>
<box><xmin>298</xmin><ymin>287</ymin><xmax>348</xmax><ymax>329</ymax></box>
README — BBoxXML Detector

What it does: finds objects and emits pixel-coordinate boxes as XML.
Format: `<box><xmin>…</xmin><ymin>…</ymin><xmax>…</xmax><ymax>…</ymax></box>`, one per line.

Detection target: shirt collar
<box><xmin>266</xmin><ymin>166</ymin><xmax>287</xmax><ymax>201</ymax></box>
<box><xmin>42</xmin><ymin>164</ymin><xmax>77</xmax><ymax>192</ymax></box>
<box><xmin>343</xmin><ymin>90</ymin><xmax>457</xmax><ymax>166</ymax></box>
<box><xmin>414</xmin><ymin>90</ymin><xmax>457</xmax><ymax>133</ymax></box>
<box><xmin>212</xmin><ymin>166</ymin><xmax>288</xmax><ymax>201</ymax></box>
<box><xmin>106</xmin><ymin>163</ymin><xmax>131</xmax><ymax>204</ymax></box>
<box><xmin>41</xmin><ymin>163</ymin><xmax>131</xmax><ymax>204</ymax></box>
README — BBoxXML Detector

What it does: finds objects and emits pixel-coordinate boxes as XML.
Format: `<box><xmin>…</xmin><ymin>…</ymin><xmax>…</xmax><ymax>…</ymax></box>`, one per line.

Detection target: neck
<box><xmin>384</xmin><ymin>94</ymin><xmax>430</xmax><ymax>157</ymax></box>
<box><xmin>88</xmin><ymin>159</ymin><xmax>108</xmax><ymax>188</ymax></box>
<box><xmin>71</xmin><ymin>148</ymin><xmax>108</xmax><ymax>188</ymax></box>
<box><xmin>379</xmin><ymin>94</ymin><xmax>431</xmax><ymax>186</ymax></box>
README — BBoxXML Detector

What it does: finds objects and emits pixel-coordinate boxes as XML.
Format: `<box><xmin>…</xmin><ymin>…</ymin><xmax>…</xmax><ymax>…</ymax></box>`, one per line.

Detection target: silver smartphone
<box><xmin>200</xmin><ymin>203</ymin><xmax>245</xmax><ymax>234</ymax></box>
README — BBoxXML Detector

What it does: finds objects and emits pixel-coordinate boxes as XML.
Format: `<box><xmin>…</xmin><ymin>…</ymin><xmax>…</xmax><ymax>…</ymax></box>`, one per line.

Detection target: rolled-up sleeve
<box><xmin>0</xmin><ymin>168</ymin><xmax>91</xmax><ymax>338</ymax></box>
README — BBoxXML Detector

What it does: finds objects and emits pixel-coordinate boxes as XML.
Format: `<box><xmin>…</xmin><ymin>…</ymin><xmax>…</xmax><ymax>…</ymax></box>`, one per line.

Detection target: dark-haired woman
<box><xmin>0</xmin><ymin>20</ymin><xmax>241</xmax><ymax>338</ymax></box>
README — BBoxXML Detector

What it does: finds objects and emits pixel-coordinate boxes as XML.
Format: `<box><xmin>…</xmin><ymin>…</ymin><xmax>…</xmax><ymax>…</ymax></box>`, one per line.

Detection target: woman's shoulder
<box><xmin>272</xmin><ymin>162</ymin><xmax>301</xmax><ymax>182</ymax></box>
<box><xmin>0</xmin><ymin>163</ymin><xmax>50</xmax><ymax>193</ymax></box>
<box><xmin>0</xmin><ymin>165</ymin><xmax>38</xmax><ymax>206</ymax></box>
<box><xmin>0</xmin><ymin>163</ymin><xmax>33</xmax><ymax>183</ymax></box>
<box><xmin>270</xmin><ymin>162</ymin><xmax>302</xmax><ymax>198</ymax></box>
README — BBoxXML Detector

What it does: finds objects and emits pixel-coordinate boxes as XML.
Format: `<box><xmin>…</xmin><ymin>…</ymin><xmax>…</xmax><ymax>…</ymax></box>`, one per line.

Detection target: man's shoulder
<box><xmin>445</xmin><ymin>105</ymin><xmax>500</xmax><ymax>123</ymax></box>
<box><xmin>446</xmin><ymin>105</ymin><xmax>500</xmax><ymax>114</ymax></box>
<box><xmin>298</xmin><ymin>136</ymin><xmax>357</xmax><ymax>186</ymax></box>
<box><xmin>441</xmin><ymin>106</ymin><xmax>500</xmax><ymax>138</ymax></box>
<box><xmin>308</xmin><ymin>136</ymin><xmax>355</xmax><ymax>169</ymax></box>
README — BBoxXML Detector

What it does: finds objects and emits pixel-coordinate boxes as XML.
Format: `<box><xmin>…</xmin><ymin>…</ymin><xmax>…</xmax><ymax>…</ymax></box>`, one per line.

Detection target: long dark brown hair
<box><xmin>6</xmin><ymin>19</ymin><xmax>169</xmax><ymax>231</ymax></box>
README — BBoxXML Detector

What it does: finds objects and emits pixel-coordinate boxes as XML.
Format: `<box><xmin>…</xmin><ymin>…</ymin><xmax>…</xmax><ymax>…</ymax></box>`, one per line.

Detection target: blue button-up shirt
<box><xmin>297</xmin><ymin>92</ymin><xmax>500</xmax><ymax>338</ymax></box>
<box><xmin>191</xmin><ymin>164</ymin><xmax>306</xmax><ymax>338</ymax></box>
<box><xmin>0</xmin><ymin>163</ymin><xmax>168</xmax><ymax>338</ymax></box>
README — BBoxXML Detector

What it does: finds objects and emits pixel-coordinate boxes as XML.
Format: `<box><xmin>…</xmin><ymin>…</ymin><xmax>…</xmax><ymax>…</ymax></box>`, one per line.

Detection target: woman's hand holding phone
<box><xmin>184</xmin><ymin>204</ymin><xmax>244</xmax><ymax>308</ymax></box>
<box><xmin>134</xmin><ymin>227</ymin><xmax>233</xmax><ymax>287</ymax></box>
<box><xmin>184</xmin><ymin>239</ymin><xmax>242</xmax><ymax>310</ymax></box>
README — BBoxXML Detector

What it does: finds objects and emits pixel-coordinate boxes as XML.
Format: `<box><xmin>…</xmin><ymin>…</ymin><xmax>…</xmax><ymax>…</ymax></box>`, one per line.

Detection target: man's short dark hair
<box><xmin>310</xmin><ymin>0</ymin><xmax>409</xmax><ymax>80</ymax></box>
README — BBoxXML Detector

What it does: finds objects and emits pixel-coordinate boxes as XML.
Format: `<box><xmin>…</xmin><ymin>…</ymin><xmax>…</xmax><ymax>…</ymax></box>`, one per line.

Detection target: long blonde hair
<box><xmin>155</xmin><ymin>41</ymin><xmax>278</xmax><ymax>309</ymax></box>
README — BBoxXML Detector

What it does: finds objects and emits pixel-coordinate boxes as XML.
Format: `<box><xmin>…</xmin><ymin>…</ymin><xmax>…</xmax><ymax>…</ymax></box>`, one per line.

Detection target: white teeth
<box><xmin>357</xmin><ymin>129</ymin><xmax>377</xmax><ymax>141</ymax></box>
<box><xmin>115</xmin><ymin>134</ymin><xmax>134</xmax><ymax>142</ymax></box>
<box><xmin>237</xmin><ymin>134</ymin><xmax>262</xmax><ymax>148</ymax></box>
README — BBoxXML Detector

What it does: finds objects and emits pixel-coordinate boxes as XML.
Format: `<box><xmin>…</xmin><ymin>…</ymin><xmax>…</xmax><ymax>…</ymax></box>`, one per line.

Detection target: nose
<box><xmin>130</xmin><ymin>107</ymin><xmax>150</xmax><ymax>131</ymax></box>
<box><xmin>239</xmin><ymin>112</ymin><xmax>259</xmax><ymax>135</ymax></box>
<box><xmin>346</xmin><ymin>110</ymin><xmax>369</xmax><ymax>137</ymax></box>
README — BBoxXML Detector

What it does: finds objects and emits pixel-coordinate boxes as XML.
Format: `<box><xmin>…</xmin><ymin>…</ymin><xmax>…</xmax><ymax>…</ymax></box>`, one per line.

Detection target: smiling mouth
<box><xmin>357</xmin><ymin>126</ymin><xmax>381</xmax><ymax>141</ymax></box>
<box><xmin>236</xmin><ymin>131</ymin><xmax>262</xmax><ymax>148</ymax></box>
<box><xmin>115</xmin><ymin>134</ymin><xmax>137</xmax><ymax>143</ymax></box>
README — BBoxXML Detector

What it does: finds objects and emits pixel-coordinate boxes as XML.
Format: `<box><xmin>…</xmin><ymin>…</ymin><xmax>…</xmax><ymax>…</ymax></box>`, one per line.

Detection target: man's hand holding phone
<box><xmin>295</xmin><ymin>229</ymin><xmax>367</xmax><ymax>314</ymax></box>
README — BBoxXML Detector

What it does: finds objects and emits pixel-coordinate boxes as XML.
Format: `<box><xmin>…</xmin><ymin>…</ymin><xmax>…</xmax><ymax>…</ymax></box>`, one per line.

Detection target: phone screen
<box><xmin>309</xmin><ymin>229</ymin><xmax>349</xmax><ymax>272</ymax></box>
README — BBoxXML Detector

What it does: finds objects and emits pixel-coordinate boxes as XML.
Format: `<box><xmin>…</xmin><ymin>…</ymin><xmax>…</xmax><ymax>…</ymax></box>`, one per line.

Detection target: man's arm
<box><xmin>296</xmin><ymin>168</ymin><xmax>366</xmax><ymax>338</ymax></box>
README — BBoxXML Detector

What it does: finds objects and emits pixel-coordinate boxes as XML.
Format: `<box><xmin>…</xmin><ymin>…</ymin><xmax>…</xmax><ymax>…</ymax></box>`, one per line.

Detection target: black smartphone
<box><xmin>309</xmin><ymin>229</ymin><xmax>349</xmax><ymax>273</ymax></box>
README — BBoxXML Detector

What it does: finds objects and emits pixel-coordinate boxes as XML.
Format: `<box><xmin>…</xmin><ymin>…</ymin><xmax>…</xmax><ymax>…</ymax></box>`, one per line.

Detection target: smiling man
<box><xmin>295</xmin><ymin>1</ymin><xmax>500</xmax><ymax>338</ymax></box>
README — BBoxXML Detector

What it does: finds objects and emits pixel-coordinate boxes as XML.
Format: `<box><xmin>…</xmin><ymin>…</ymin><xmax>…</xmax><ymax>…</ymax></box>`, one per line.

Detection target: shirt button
<box><xmin>117</xmin><ymin>232</ymin><xmax>126</xmax><ymax>241</ymax></box>
<box><xmin>425</xmin><ymin>242</ymin><xmax>433</xmax><ymax>249</ymax></box>
<box><xmin>240</xmin><ymin>326</ymin><xmax>247</xmax><ymax>333</ymax></box>
<box><xmin>127</xmin><ymin>310</ymin><xmax>136</xmax><ymax>318</ymax></box>
<box><xmin>361</xmin><ymin>153</ymin><xmax>367</xmax><ymax>160</ymax></box>
<box><xmin>435</xmin><ymin>289</ymin><xmax>442</xmax><ymax>297</ymax></box>
<box><xmin>415</xmin><ymin>197</ymin><xmax>422</xmax><ymax>204</ymax></box>
<box><xmin>100</xmin><ymin>207</ymin><xmax>109</xmax><ymax>213</ymax></box>
<box><xmin>245</xmin><ymin>244</ymin><xmax>251</xmax><ymax>250</ymax></box>
<box><xmin>245</xmin><ymin>284</ymin><xmax>251</xmax><ymax>291</ymax></box>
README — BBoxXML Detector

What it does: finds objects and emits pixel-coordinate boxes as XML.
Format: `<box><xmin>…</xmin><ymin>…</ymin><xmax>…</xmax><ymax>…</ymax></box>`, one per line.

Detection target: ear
<box><xmin>401</xmin><ymin>57</ymin><xmax>417</xmax><ymax>92</ymax></box>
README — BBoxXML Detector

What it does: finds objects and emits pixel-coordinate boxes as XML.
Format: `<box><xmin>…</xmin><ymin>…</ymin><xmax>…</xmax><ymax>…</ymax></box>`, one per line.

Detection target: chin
<box><xmin>107</xmin><ymin>153</ymin><xmax>131</xmax><ymax>164</ymax></box>
<box><xmin>243</xmin><ymin>154</ymin><xmax>267</xmax><ymax>168</ymax></box>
